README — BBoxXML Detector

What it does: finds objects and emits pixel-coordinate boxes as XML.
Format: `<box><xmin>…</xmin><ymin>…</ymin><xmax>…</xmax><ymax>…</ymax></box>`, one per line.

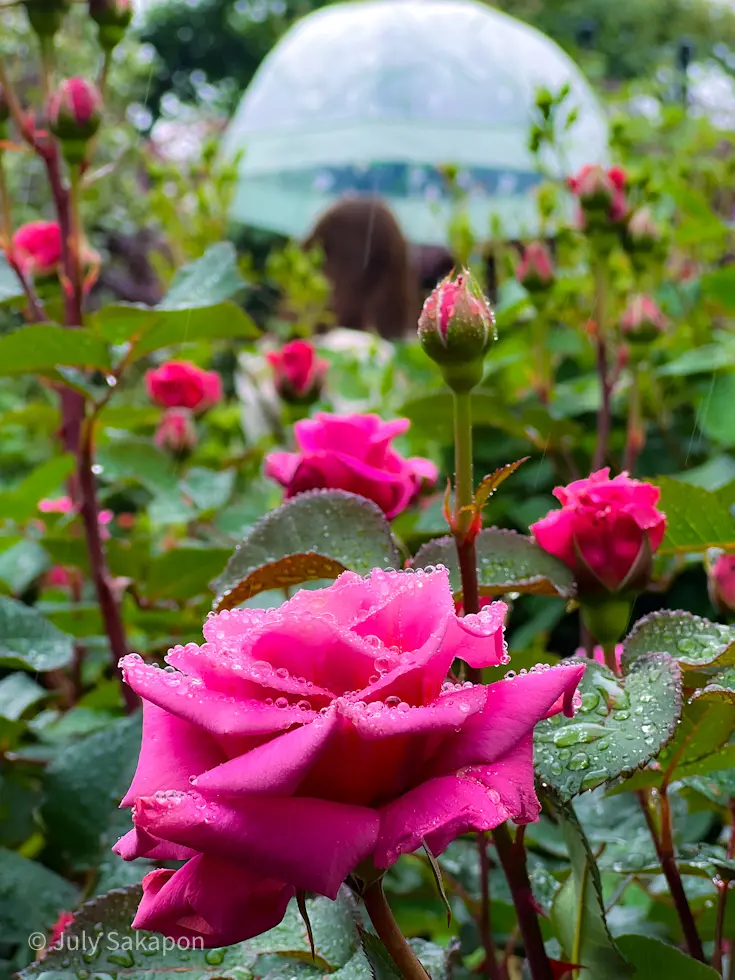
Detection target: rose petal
<box><xmin>113</xmin><ymin>826</ymin><xmax>198</xmax><ymax>862</ymax></box>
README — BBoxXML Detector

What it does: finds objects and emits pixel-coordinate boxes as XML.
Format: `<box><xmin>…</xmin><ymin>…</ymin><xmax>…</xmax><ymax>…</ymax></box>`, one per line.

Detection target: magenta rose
<box><xmin>146</xmin><ymin>361</ymin><xmax>222</xmax><ymax>413</ymax></box>
<box><xmin>264</xmin><ymin>412</ymin><xmax>438</xmax><ymax>519</ymax></box>
<box><xmin>115</xmin><ymin>566</ymin><xmax>584</xmax><ymax>946</ymax></box>
<box><xmin>267</xmin><ymin>340</ymin><xmax>328</xmax><ymax>403</ymax></box>
<box><xmin>11</xmin><ymin>221</ymin><xmax>62</xmax><ymax>276</ymax></box>
<box><xmin>530</xmin><ymin>468</ymin><xmax>666</xmax><ymax>593</ymax></box>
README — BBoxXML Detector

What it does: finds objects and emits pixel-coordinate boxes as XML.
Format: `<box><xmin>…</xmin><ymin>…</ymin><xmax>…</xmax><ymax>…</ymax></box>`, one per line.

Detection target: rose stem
<box><xmin>591</xmin><ymin>262</ymin><xmax>611</xmax><ymax>472</ymax></box>
<box><xmin>637</xmin><ymin>789</ymin><xmax>704</xmax><ymax>961</ymax></box>
<box><xmin>362</xmin><ymin>879</ymin><xmax>430</xmax><ymax>980</ymax></box>
<box><xmin>622</xmin><ymin>365</ymin><xmax>643</xmax><ymax>474</ymax></box>
<box><xmin>452</xmin><ymin>389</ymin><xmax>547</xmax><ymax>980</ymax></box>
<box><xmin>712</xmin><ymin>800</ymin><xmax>735</xmax><ymax>975</ymax></box>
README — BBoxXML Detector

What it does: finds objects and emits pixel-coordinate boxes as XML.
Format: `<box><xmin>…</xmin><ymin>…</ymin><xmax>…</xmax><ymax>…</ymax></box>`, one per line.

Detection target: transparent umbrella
<box><xmin>222</xmin><ymin>0</ymin><xmax>609</xmax><ymax>245</ymax></box>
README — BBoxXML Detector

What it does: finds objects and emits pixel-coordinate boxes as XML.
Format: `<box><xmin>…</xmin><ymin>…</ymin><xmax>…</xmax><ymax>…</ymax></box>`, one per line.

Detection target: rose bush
<box><xmin>530</xmin><ymin>469</ymin><xmax>666</xmax><ymax>593</ymax></box>
<box><xmin>115</xmin><ymin>565</ymin><xmax>584</xmax><ymax>945</ymax></box>
<box><xmin>265</xmin><ymin>412</ymin><xmax>438</xmax><ymax>518</ymax></box>
<box><xmin>146</xmin><ymin>360</ymin><xmax>222</xmax><ymax>413</ymax></box>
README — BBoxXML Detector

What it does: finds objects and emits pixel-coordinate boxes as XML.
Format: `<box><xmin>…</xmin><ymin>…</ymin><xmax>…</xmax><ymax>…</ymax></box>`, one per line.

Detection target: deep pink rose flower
<box><xmin>155</xmin><ymin>407</ymin><xmax>198</xmax><ymax>454</ymax></box>
<box><xmin>115</xmin><ymin>566</ymin><xmax>584</xmax><ymax>946</ymax></box>
<box><xmin>530</xmin><ymin>469</ymin><xmax>667</xmax><ymax>593</ymax></box>
<box><xmin>267</xmin><ymin>340</ymin><xmax>328</xmax><ymax>403</ymax></box>
<box><xmin>146</xmin><ymin>361</ymin><xmax>222</xmax><ymax>413</ymax></box>
<box><xmin>264</xmin><ymin>412</ymin><xmax>438</xmax><ymax>519</ymax></box>
<box><xmin>708</xmin><ymin>552</ymin><xmax>735</xmax><ymax>615</ymax></box>
<box><xmin>11</xmin><ymin>221</ymin><xmax>62</xmax><ymax>276</ymax></box>
<box><xmin>516</xmin><ymin>242</ymin><xmax>554</xmax><ymax>291</ymax></box>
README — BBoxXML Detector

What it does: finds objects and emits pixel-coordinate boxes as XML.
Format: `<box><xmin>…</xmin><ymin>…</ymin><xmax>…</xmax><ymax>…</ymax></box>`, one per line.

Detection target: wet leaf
<box><xmin>0</xmin><ymin>597</ymin><xmax>74</xmax><ymax>672</ymax></box>
<box><xmin>0</xmin><ymin>324</ymin><xmax>111</xmax><ymax>376</ymax></box>
<box><xmin>653</xmin><ymin>477</ymin><xmax>735</xmax><ymax>554</ymax></box>
<box><xmin>474</xmin><ymin>458</ymin><xmax>529</xmax><ymax>511</ymax></box>
<box><xmin>534</xmin><ymin>654</ymin><xmax>682</xmax><ymax>801</ymax></box>
<box><xmin>623</xmin><ymin>610</ymin><xmax>735</xmax><ymax>672</ymax></box>
<box><xmin>691</xmin><ymin>665</ymin><xmax>735</xmax><ymax>704</ymax></box>
<box><xmin>212</xmin><ymin>490</ymin><xmax>400</xmax><ymax>606</ymax></box>
<box><xmin>0</xmin><ymin>847</ymin><xmax>79</xmax><ymax>949</ymax></box>
<box><xmin>413</xmin><ymin>527</ymin><xmax>575</xmax><ymax>599</ymax></box>
<box><xmin>215</xmin><ymin>553</ymin><xmax>348</xmax><ymax>611</ymax></box>
<box><xmin>615</xmin><ymin>935</ymin><xmax>719</xmax><ymax>978</ymax></box>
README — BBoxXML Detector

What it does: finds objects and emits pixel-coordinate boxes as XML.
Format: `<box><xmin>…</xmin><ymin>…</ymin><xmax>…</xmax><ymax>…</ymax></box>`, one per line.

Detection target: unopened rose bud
<box><xmin>620</xmin><ymin>294</ymin><xmax>667</xmax><ymax>343</ymax></box>
<box><xmin>154</xmin><ymin>407</ymin><xmax>198</xmax><ymax>455</ymax></box>
<box><xmin>418</xmin><ymin>270</ymin><xmax>495</xmax><ymax>392</ymax></box>
<box><xmin>47</xmin><ymin>78</ymin><xmax>102</xmax><ymax>165</ymax></box>
<box><xmin>569</xmin><ymin>164</ymin><xmax>628</xmax><ymax>226</ymax></box>
<box><xmin>266</xmin><ymin>339</ymin><xmax>328</xmax><ymax>405</ymax></box>
<box><xmin>89</xmin><ymin>0</ymin><xmax>133</xmax><ymax>50</ymax></box>
<box><xmin>24</xmin><ymin>0</ymin><xmax>70</xmax><ymax>38</ymax></box>
<box><xmin>627</xmin><ymin>206</ymin><xmax>660</xmax><ymax>249</ymax></box>
<box><xmin>516</xmin><ymin>241</ymin><xmax>554</xmax><ymax>292</ymax></box>
<box><xmin>707</xmin><ymin>550</ymin><xmax>735</xmax><ymax>617</ymax></box>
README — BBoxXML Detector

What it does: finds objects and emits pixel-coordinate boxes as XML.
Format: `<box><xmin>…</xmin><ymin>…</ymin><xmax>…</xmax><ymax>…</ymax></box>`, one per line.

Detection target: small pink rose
<box><xmin>11</xmin><ymin>221</ymin><xmax>62</xmax><ymax>277</ymax></box>
<box><xmin>146</xmin><ymin>361</ymin><xmax>222</xmax><ymax>413</ymax></box>
<box><xmin>516</xmin><ymin>242</ymin><xmax>554</xmax><ymax>291</ymax></box>
<box><xmin>154</xmin><ymin>407</ymin><xmax>198</xmax><ymax>454</ymax></box>
<box><xmin>267</xmin><ymin>340</ymin><xmax>328</xmax><ymax>403</ymax></box>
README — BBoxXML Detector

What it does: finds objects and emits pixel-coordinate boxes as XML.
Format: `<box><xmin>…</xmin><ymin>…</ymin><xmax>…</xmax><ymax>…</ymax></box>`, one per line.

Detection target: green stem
<box><xmin>591</xmin><ymin>262</ymin><xmax>610</xmax><ymax>471</ymax></box>
<box><xmin>362</xmin><ymin>880</ymin><xmax>429</xmax><ymax>980</ymax></box>
<box><xmin>453</xmin><ymin>390</ymin><xmax>474</xmax><ymax>532</ymax></box>
<box><xmin>602</xmin><ymin>643</ymin><xmax>619</xmax><ymax>675</ymax></box>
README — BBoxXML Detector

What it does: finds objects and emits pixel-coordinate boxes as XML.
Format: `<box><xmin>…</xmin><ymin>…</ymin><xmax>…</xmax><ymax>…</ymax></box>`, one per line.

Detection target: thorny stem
<box><xmin>492</xmin><ymin>824</ymin><xmax>552</xmax><ymax>980</ymax></box>
<box><xmin>477</xmin><ymin>834</ymin><xmax>503</xmax><ymax>980</ymax></box>
<box><xmin>362</xmin><ymin>879</ymin><xmax>429</xmax><ymax>980</ymax></box>
<box><xmin>591</xmin><ymin>263</ymin><xmax>611</xmax><ymax>472</ymax></box>
<box><xmin>637</xmin><ymin>789</ymin><xmax>705</xmax><ymax>962</ymax></box>
<box><xmin>713</xmin><ymin>801</ymin><xmax>735</xmax><ymax>976</ymax></box>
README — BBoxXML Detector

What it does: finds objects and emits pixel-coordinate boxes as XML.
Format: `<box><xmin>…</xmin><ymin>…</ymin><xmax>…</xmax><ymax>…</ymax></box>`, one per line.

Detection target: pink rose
<box><xmin>38</xmin><ymin>495</ymin><xmax>113</xmax><ymax>536</ymax></box>
<box><xmin>530</xmin><ymin>469</ymin><xmax>667</xmax><ymax>593</ymax></box>
<box><xmin>575</xmin><ymin>644</ymin><xmax>623</xmax><ymax>671</ymax></box>
<box><xmin>11</xmin><ymin>221</ymin><xmax>62</xmax><ymax>276</ymax></box>
<box><xmin>267</xmin><ymin>340</ymin><xmax>328</xmax><ymax>403</ymax></box>
<box><xmin>516</xmin><ymin>242</ymin><xmax>554</xmax><ymax>291</ymax></box>
<box><xmin>154</xmin><ymin>407</ymin><xmax>198</xmax><ymax>454</ymax></box>
<box><xmin>115</xmin><ymin>566</ymin><xmax>584</xmax><ymax>946</ymax></box>
<box><xmin>146</xmin><ymin>361</ymin><xmax>222</xmax><ymax>413</ymax></box>
<box><xmin>569</xmin><ymin>164</ymin><xmax>627</xmax><ymax>224</ymax></box>
<box><xmin>47</xmin><ymin>77</ymin><xmax>102</xmax><ymax>139</ymax></box>
<box><xmin>708</xmin><ymin>553</ymin><xmax>735</xmax><ymax>615</ymax></box>
<box><xmin>264</xmin><ymin>412</ymin><xmax>438</xmax><ymax>519</ymax></box>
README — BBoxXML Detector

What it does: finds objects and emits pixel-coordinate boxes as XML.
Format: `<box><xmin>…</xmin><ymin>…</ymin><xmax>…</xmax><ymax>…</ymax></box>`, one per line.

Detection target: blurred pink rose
<box><xmin>575</xmin><ymin>644</ymin><xmax>623</xmax><ymax>670</ymax></box>
<box><xmin>530</xmin><ymin>469</ymin><xmax>666</xmax><ymax>593</ymax></box>
<box><xmin>516</xmin><ymin>242</ymin><xmax>554</xmax><ymax>291</ymax></box>
<box><xmin>146</xmin><ymin>361</ymin><xmax>222</xmax><ymax>413</ymax></box>
<box><xmin>11</xmin><ymin>221</ymin><xmax>62</xmax><ymax>276</ymax></box>
<box><xmin>569</xmin><ymin>164</ymin><xmax>627</xmax><ymax>224</ymax></box>
<box><xmin>47</xmin><ymin>77</ymin><xmax>102</xmax><ymax>138</ymax></box>
<box><xmin>267</xmin><ymin>340</ymin><xmax>328</xmax><ymax>403</ymax></box>
<box><xmin>155</xmin><ymin>407</ymin><xmax>198</xmax><ymax>454</ymax></box>
<box><xmin>620</xmin><ymin>294</ymin><xmax>668</xmax><ymax>341</ymax></box>
<box><xmin>39</xmin><ymin>495</ymin><xmax>113</xmax><ymax>535</ymax></box>
<box><xmin>708</xmin><ymin>553</ymin><xmax>735</xmax><ymax>615</ymax></box>
<box><xmin>265</xmin><ymin>412</ymin><xmax>438</xmax><ymax>519</ymax></box>
<box><xmin>115</xmin><ymin>565</ymin><xmax>584</xmax><ymax>946</ymax></box>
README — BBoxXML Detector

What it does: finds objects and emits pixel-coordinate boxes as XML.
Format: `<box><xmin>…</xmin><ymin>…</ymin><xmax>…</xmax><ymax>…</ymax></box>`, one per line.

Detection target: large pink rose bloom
<box><xmin>530</xmin><ymin>469</ymin><xmax>666</xmax><ymax>592</ymax></box>
<box><xmin>265</xmin><ymin>412</ymin><xmax>438</xmax><ymax>519</ymax></box>
<box><xmin>116</xmin><ymin>566</ymin><xmax>584</xmax><ymax>947</ymax></box>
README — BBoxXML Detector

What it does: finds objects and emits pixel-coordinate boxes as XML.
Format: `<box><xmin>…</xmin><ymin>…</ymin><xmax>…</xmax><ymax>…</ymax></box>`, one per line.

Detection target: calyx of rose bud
<box><xmin>620</xmin><ymin>294</ymin><xmax>668</xmax><ymax>344</ymax></box>
<box><xmin>89</xmin><ymin>0</ymin><xmax>133</xmax><ymax>50</ymax></box>
<box><xmin>580</xmin><ymin>595</ymin><xmax>634</xmax><ymax>649</ymax></box>
<box><xmin>516</xmin><ymin>241</ymin><xmax>554</xmax><ymax>292</ymax></box>
<box><xmin>47</xmin><ymin>78</ymin><xmax>102</xmax><ymax>165</ymax></box>
<box><xmin>417</xmin><ymin>271</ymin><xmax>495</xmax><ymax>392</ymax></box>
<box><xmin>24</xmin><ymin>0</ymin><xmax>71</xmax><ymax>38</ymax></box>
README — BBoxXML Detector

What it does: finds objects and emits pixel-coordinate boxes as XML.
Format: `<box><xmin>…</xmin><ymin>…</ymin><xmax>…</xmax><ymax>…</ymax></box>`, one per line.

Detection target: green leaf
<box><xmin>534</xmin><ymin>654</ymin><xmax>682</xmax><ymax>800</ymax></box>
<box><xmin>180</xmin><ymin>467</ymin><xmax>236</xmax><ymax>513</ymax></box>
<box><xmin>215</xmin><ymin>554</ymin><xmax>351</xmax><ymax>612</ymax></box>
<box><xmin>0</xmin><ymin>539</ymin><xmax>49</xmax><ymax>594</ymax></box>
<box><xmin>0</xmin><ymin>455</ymin><xmax>76</xmax><ymax>523</ymax></box>
<box><xmin>0</xmin><ymin>597</ymin><xmax>74</xmax><ymax>671</ymax></box>
<box><xmin>656</xmin><ymin>343</ymin><xmax>735</xmax><ymax>377</ymax></box>
<box><xmin>146</xmin><ymin>547</ymin><xmax>233</xmax><ymax>601</ymax></box>
<box><xmin>549</xmin><ymin>803</ymin><xmax>633</xmax><ymax>980</ymax></box>
<box><xmin>0</xmin><ymin>672</ymin><xmax>47</xmax><ymax>721</ymax></box>
<box><xmin>0</xmin><ymin>254</ymin><xmax>25</xmax><ymax>303</ymax></box>
<box><xmin>0</xmin><ymin>847</ymin><xmax>79</xmax><ymax>946</ymax></box>
<box><xmin>701</xmin><ymin>267</ymin><xmax>735</xmax><ymax>313</ymax></box>
<box><xmin>623</xmin><ymin>611</ymin><xmax>735</xmax><ymax>671</ymax></box>
<box><xmin>653</xmin><ymin>477</ymin><xmax>735</xmax><ymax>553</ymax></box>
<box><xmin>474</xmin><ymin>458</ymin><xmax>529</xmax><ymax>511</ymax></box>
<box><xmin>212</xmin><ymin>490</ymin><xmax>401</xmax><ymax>606</ymax></box>
<box><xmin>96</xmin><ymin>439</ymin><xmax>179</xmax><ymax>494</ymax></box>
<box><xmin>42</xmin><ymin>713</ymin><xmax>142</xmax><ymax>867</ymax></box>
<box><xmin>682</xmin><ymin>760</ymin><xmax>735</xmax><ymax>806</ymax></box>
<box><xmin>691</xmin><ymin>665</ymin><xmax>735</xmax><ymax>704</ymax></box>
<box><xmin>615</xmin><ymin>935</ymin><xmax>720</xmax><ymax>978</ymax></box>
<box><xmin>695</xmin><ymin>373</ymin><xmax>735</xmax><ymax>447</ymax></box>
<box><xmin>162</xmin><ymin>242</ymin><xmax>247</xmax><ymax>308</ymax></box>
<box><xmin>0</xmin><ymin>324</ymin><xmax>111</xmax><ymax>375</ymax></box>
<box><xmin>413</xmin><ymin>528</ymin><xmax>576</xmax><ymax>599</ymax></box>
<box><xmin>359</xmin><ymin>933</ymin><xmax>402</xmax><ymax>980</ymax></box>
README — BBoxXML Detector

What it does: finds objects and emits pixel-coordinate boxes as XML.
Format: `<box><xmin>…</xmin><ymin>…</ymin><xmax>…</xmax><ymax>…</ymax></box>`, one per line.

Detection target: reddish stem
<box><xmin>713</xmin><ymin>801</ymin><xmax>735</xmax><ymax>976</ymax></box>
<box><xmin>477</xmin><ymin>834</ymin><xmax>504</xmax><ymax>980</ymax></box>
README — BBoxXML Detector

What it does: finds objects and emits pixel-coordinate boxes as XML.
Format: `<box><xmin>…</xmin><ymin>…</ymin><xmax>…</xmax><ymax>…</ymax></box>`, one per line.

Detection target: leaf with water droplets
<box><xmin>534</xmin><ymin>654</ymin><xmax>682</xmax><ymax>801</ymax></box>
<box><xmin>691</xmin><ymin>665</ymin><xmax>735</xmax><ymax>704</ymax></box>
<box><xmin>413</xmin><ymin>527</ymin><xmax>575</xmax><ymax>599</ymax></box>
<box><xmin>474</xmin><ymin>458</ymin><xmax>530</xmax><ymax>511</ymax></box>
<box><xmin>623</xmin><ymin>610</ymin><xmax>735</xmax><ymax>672</ymax></box>
<box><xmin>212</xmin><ymin>490</ymin><xmax>401</xmax><ymax>607</ymax></box>
<box><xmin>653</xmin><ymin>477</ymin><xmax>735</xmax><ymax>555</ymax></box>
<box><xmin>0</xmin><ymin>596</ymin><xmax>74</xmax><ymax>672</ymax></box>
<box><xmin>215</xmin><ymin>554</ymin><xmax>348</xmax><ymax>612</ymax></box>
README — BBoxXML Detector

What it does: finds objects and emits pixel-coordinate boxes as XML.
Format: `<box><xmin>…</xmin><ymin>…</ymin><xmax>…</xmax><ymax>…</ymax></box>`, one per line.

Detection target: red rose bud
<box><xmin>89</xmin><ymin>0</ymin><xmax>133</xmax><ymax>50</ymax></box>
<box><xmin>620</xmin><ymin>294</ymin><xmax>668</xmax><ymax>343</ymax></box>
<box><xmin>24</xmin><ymin>0</ymin><xmax>71</xmax><ymax>38</ymax></box>
<box><xmin>707</xmin><ymin>550</ymin><xmax>735</xmax><ymax>616</ymax></box>
<box><xmin>531</xmin><ymin>468</ymin><xmax>667</xmax><ymax>596</ymax></box>
<box><xmin>11</xmin><ymin>221</ymin><xmax>62</xmax><ymax>276</ymax></box>
<box><xmin>569</xmin><ymin>164</ymin><xmax>628</xmax><ymax>225</ymax></box>
<box><xmin>266</xmin><ymin>340</ymin><xmax>328</xmax><ymax>405</ymax></box>
<box><xmin>418</xmin><ymin>270</ymin><xmax>495</xmax><ymax>392</ymax></box>
<box><xmin>516</xmin><ymin>241</ymin><xmax>554</xmax><ymax>292</ymax></box>
<box><xmin>47</xmin><ymin>78</ymin><xmax>102</xmax><ymax>164</ymax></box>
<box><xmin>155</xmin><ymin>407</ymin><xmax>198</xmax><ymax>454</ymax></box>
<box><xmin>627</xmin><ymin>207</ymin><xmax>660</xmax><ymax>250</ymax></box>
<box><xmin>146</xmin><ymin>360</ymin><xmax>222</xmax><ymax>413</ymax></box>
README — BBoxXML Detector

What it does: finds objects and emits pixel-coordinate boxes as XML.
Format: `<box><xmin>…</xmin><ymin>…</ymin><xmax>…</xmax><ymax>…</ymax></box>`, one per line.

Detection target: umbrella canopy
<box><xmin>222</xmin><ymin>0</ymin><xmax>609</xmax><ymax>245</ymax></box>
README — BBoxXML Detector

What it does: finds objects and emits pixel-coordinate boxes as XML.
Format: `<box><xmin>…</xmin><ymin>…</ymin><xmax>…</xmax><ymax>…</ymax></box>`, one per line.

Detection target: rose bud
<box><xmin>154</xmin><ymin>407</ymin><xmax>198</xmax><ymax>455</ymax></box>
<box><xmin>146</xmin><ymin>360</ymin><xmax>222</xmax><ymax>414</ymax></box>
<box><xmin>266</xmin><ymin>340</ymin><xmax>328</xmax><ymax>405</ymax></box>
<box><xmin>569</xmin><ymin>164</ymin><xmax>628</xmax><ymax>225</ymax></box>
<box><xmin>516</xmin><ymin>241</ymin><xmax>554</xmax><ymax>292</ymax></box>
<box><xmin>47</xmin><ymin>78</ymin><xmax>102</xmax><ymax>165</ymax></box>
<box><xmin>418</xmin><ymin>270</ymin><xmax>495</xmax><ymax>392</ymax></box>
<box><xmin>620</xmin><ymin>294</ymin><xmax>668</xmax><ymax>343</ymax></box>
<box><xmin>627</xmin><ymin>206</ymin><xmax>660</xmax><ymax>251</ymax></box>
<box><xmin>10</xmin><ymin>221</ymin><xmax>62</xmax><ymax>277</ymax></box>
<box><xmin>23</xmin><ymin>0</ymin><xmax>71</xmax><ymax>38</ymax></box>
<box><xmin>89</xmin><ymin>0</ymin><xmax>133</xmax><ymax>50</ymax></box>
<box><xmin>707</xmin><ymin>551</ymin><xmax>735</xmax><ymax>617</ymax></box>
